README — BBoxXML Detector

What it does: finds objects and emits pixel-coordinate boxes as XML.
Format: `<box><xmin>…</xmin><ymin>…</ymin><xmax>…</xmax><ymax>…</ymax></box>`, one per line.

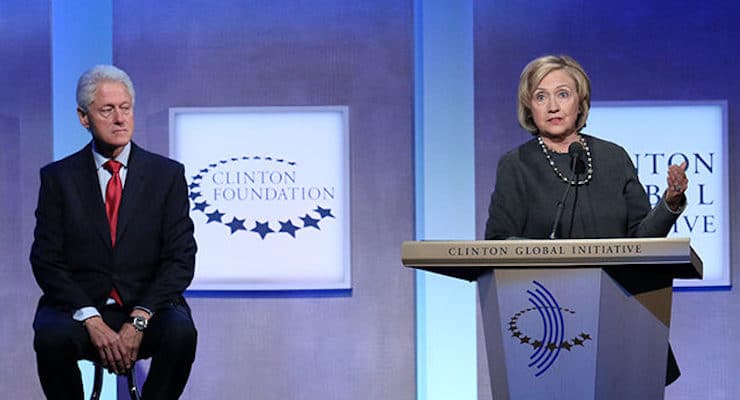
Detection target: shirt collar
<box><xmin>92</xmin><ymin>142</ymin><xmax>132</xmax><ymax>170</ymax></box>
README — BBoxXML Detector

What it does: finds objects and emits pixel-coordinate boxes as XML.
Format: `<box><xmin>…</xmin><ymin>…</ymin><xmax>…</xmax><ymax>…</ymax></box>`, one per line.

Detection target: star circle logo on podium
<box><xmin>508</xmin><ymin>280</ymin><xmax>591</xmax><ymax>377</ymax></box>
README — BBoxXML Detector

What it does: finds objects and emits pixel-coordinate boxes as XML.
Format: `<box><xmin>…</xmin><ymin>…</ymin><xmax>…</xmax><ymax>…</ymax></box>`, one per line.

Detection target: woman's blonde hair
<box><xmin>517</xmin><ymin>55</ymin><xmax>591</xmax><ymax>134</ymax></box>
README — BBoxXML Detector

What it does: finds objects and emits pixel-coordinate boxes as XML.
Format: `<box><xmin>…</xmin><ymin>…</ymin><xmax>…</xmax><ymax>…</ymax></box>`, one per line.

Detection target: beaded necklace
<box><xmin>537</xmin><ymin>134</ymin><xmax>593</xmax><ymax>186</ymax></box>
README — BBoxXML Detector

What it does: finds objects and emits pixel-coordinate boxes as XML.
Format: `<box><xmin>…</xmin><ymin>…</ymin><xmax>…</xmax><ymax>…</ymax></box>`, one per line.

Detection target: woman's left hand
<box><xmin>665</xmin><ymin>161</ymin><xmax>688</xmax><ymax>211</ymax></box>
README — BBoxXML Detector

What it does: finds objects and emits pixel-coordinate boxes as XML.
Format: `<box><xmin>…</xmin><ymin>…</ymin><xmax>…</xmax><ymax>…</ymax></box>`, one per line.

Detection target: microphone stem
<box><xmin>548</xmin><ymin>185</ymin><xmax>571</xmax><ymax>239</ymax></box>
<box><xmin>548</xmin><ymin>153</ymin><xmax>580</xmax><ymax>240</ymax></box>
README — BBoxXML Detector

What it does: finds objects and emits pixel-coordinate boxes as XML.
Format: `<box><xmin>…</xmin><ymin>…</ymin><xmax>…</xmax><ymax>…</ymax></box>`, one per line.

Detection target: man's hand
<box><xmin>118</xmin><ymin>310</ymin><xmax>148</xmax><ymax>368</ymax></box>
<box><xmin>84</xmin><ymin>316</ymin><xmax>128</xmax><ymax>375</ymax></box>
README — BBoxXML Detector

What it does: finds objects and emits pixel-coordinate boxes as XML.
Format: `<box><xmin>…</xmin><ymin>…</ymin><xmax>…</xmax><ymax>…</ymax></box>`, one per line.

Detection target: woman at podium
<box><xmin>483</xmin><ymin>54</ymin><xmax>687</xmax><ymax>385</ymax></box>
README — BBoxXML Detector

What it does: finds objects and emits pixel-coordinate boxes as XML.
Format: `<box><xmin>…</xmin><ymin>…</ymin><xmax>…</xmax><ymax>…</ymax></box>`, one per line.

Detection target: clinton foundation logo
<box><xmin>170</xmin><ymin>106</ymin><xmax>350</xmax><ymax>290</ymax></box>
<box><xmin>508</xmin><ymin>281</ymin><xmax>591</xmax><ymax>377</ymax></box>
<box><xmin>188</xmin><ymin>155</ymin><xmax>336</xmax><ymax>239</ymax></box>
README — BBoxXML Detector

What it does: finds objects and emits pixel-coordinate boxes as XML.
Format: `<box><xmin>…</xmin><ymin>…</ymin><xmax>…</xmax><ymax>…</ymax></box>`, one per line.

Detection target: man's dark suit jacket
<box><xmin>30</xmin><ymin>141</ymin><xmax>196</xmax><ymax>313</ymax></box>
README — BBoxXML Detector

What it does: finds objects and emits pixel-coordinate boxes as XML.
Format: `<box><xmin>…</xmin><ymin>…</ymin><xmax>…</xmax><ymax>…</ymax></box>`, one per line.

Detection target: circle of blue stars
<box><xmin>187</xmin><ymin>155</ymin><xmax>336</xmax><ymax>239</ymax></box>
<box><xmin>508</xmin><ymin>307</ymin><xmax>591</xmax><ymax>352</ymax></box>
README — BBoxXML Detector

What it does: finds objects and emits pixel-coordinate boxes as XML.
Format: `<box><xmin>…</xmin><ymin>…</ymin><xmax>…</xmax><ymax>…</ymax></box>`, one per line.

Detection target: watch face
<box><xmin>132</xmin><ymin>316</ymin><xmax>148</xmax><ymax>331</ymax></box>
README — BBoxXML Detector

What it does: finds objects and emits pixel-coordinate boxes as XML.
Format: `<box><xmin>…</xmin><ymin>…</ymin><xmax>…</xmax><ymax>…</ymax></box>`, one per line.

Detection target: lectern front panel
<box><xmin>479</xmin><ymin>268</ymin><xmax>669</xmax><ymax>400</ymax></box>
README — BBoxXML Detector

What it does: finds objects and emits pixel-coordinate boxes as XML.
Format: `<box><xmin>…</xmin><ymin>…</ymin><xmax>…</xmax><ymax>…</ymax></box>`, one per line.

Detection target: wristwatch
<box><xmin>130</xmin><ymin>316</ymin><xmax>148</xmax><ymax>332</ymax></box>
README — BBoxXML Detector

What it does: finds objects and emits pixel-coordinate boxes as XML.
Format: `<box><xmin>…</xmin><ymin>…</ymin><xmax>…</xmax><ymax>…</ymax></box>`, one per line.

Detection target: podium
<box><xmin>402</xmin><ymin>238</ymin><xmax>702</xmax><ymax>400</ymax></box>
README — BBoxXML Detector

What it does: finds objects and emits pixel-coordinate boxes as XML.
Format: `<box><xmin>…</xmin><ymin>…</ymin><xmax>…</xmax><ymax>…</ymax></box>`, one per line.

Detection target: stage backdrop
<box><xmin>113</xmin><ymin>1</ymin><xmax>415</xmax><ymax>398</ymax></box>
<box><xmin>474</xmin><ymin>0</ymin><xmax>740</xmax><ymax>399</ymax></box>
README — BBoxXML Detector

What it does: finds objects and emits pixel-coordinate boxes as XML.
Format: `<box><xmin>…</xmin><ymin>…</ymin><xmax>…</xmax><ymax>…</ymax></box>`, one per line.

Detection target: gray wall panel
<box><xmin>0</xmin><ymin>1</ymin><xmax>53</xmax><ymax>398</ymax></box>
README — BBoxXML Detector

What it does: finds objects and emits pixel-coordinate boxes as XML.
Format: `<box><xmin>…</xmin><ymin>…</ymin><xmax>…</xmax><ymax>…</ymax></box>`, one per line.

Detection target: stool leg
<box><xmin>127</xmin><ymin>366</ymin><xmax>142</xmax><ymax>400</ymax></box>
<box><xmin>91</xmin><ymin>363</ymin><xmax>103</xmax><ymax>400</ymax></box>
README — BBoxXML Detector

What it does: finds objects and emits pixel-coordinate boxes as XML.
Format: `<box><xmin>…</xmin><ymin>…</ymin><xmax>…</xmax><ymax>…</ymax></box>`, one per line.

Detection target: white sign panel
<box><xmin>170</xmin><ymin>107</ymin><xmax>351</xmax><ymax>290</ymax></box>
<box><xmin>588</xmin><ymin>101</ymin><xmax>728</xmax><ymax>287</ymax></box>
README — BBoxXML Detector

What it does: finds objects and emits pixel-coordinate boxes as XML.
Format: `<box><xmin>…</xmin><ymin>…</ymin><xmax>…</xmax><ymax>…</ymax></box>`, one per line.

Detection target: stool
<box><xmin>90</xmin><ymin>362</ymin><xmax>142</xmax><ymax>400</ymax></box>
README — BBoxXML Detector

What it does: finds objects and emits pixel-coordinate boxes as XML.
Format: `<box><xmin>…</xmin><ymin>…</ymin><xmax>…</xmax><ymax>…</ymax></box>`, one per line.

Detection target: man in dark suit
<box><xmin>30</xmin><ymin>65</ymin><xmax>197</xmax><ymax>399</ymax></box>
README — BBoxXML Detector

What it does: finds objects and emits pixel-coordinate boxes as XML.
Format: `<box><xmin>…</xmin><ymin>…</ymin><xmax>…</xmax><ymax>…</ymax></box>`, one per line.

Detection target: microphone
<box><xmin>548</xmin><ymin>142</ymin><xmax>584</xmax><ymax>239</ymax></box>
<box><xmin>568</xmin><ymin>141</ymin><xmax>586</xmax><ymax>174</ymax></box>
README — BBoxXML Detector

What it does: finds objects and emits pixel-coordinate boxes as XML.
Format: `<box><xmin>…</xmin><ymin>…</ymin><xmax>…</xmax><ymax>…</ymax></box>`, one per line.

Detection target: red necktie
<box><xmin>103</xmin><ymin>160</ymin><xmax>123</xmax><ymax>305</ymax></box>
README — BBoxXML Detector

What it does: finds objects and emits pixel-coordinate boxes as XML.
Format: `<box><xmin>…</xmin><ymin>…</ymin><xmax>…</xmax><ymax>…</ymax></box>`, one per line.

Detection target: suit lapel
<box><xmin>71</xmin><ymin>144</ymin><xmax>112</xmax><ymax>248</ymax></box>
<box><xmin>116</xmin><ymin>143</ymin><xmax>149</xmax><ymax>244</ymax></box>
